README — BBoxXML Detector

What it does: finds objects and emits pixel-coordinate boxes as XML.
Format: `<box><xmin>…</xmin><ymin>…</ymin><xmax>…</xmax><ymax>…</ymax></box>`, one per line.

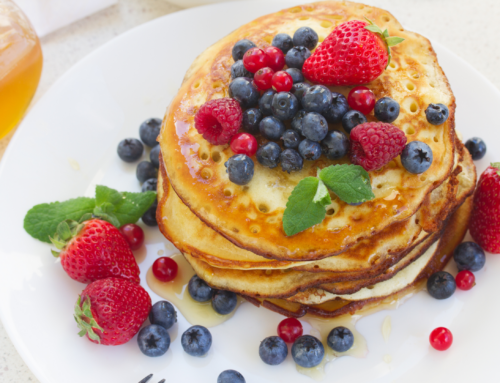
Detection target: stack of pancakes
<box><xmin>156</xmin><ymin>1</ymin><xmax>477</xmax><ymax>318</ymax></box>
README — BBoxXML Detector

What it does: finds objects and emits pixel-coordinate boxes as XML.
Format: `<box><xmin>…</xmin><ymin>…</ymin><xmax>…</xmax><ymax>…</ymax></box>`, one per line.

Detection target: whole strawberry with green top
<box><xmin>50</xmin><ymin>219</ymin><xmax>140</xmax><ymax>284</ymax></box>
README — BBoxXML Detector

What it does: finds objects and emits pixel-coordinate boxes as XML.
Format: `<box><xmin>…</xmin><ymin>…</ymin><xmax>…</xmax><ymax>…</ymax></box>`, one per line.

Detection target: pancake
<box><xmin>159</xmin><ymin>0</ymin><xmax>456</xmax><ymax>261</ymax></box>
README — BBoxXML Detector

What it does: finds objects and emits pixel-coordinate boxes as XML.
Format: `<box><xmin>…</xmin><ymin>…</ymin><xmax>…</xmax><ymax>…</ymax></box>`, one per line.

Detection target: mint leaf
<box><xmin>319</xmin><ymin>164</ymin><xmax>375</xmax><ymax>204</ymax></box>
<box><xmin>95</xmin><ymin>185</ymin><xmax>123</xmax><ymax>206</ymax></box>
<box><xmin>93</xmin><ymin>202</ymin><xmax>121</xmax><ymax>227</ymax></box>
<box><xmin>112</xmin><ymin>191</ymin><xmax>156</xmax><ymax>226</ymax></box>
<box><xmin>313</xmin><ymin>180</ymin><xmax>332</xmax><ymax>206</ymax></box>
<box><xmin>283</xmin><ymin>177</ymin><xmax>327</xmax><ymax>236</ymax></box>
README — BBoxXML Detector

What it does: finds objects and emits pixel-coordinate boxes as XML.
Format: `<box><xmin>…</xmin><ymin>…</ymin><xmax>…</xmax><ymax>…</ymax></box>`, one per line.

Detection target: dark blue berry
<box><xmin>327</xmin><ymin>327</ymin><xmax>354</xmax><ymax>352</ymax></box>
<box><xmin>342</xmin><ymin>110</ymin><xmax>367</xmax><ymax>134</ymax></box>
<box><xmin>401</xmin><ymin>141</ymin><xmax>433</xmax><ymax>174</ymax></box>
<box><xmin>139</xmin><ymin>118</ymin><xmax>162</xmax><ymax>147</ymax></box>
<box><xmin>299</xmin><ymin>139</ymin><xmax>322</xmax><ymax>160</ymax></box>
<box><xmin>323</xmin><ymin>92</ymin><xmax>349</xmax><ymax>124</ymax></box>
<box><xmin>291</xmin><ymin>110</ymin><xmax>307</xmax><ymax>136</ymax></box>
<box><xmin>142</xmin><ymin>178</ymin><xmax>157</xmax><ymax>192</ymax></box>
<box><xmin>259</xmin><ymin>89</ymin><xmax>276</xmax><ymax>116</ymax></box>
<box><xmin>150</xmin><ymin>144</ymin><xmax>161</xmax><ymax>168</ymax></box>
<box><xmin>465</xmin><ymin>137</ymin><xmax>487</xmax><ymax>160</ymax></box>
<box><xmin>427</xmin><ymin>271</ymin><xmax>456</xmax><ymax>300</ymax></box>
<box><xmin>292</xmin><ymin>335</ymin><xmax>324</xmax><ymax>368</ymax></box>
<box><xmin>212</xmin><ymin>290</ymin><xmax>237</xmax><ymax>315</ymax></box>
<box><xmin>149</xmin><ymin>301</ymin><xmax>177</xmax><ymax>330</ymax></box>
<box><xmin>291</xmin><ymin>83</ymin><xmax>311</xmax><ymax>103</ymax></box>
<box><xmin>229</xmin><ymin>77</ymin><xmax>260</xmax><ymax>109</ymax></box>
<box><xmin>302</xmin><ymin>85</ymin><xmax>332</xmax><ymax>114</ymax></box>
<box><xmin>285</xmin><ymin>46</ymin><xmax>311</xmax><ymax>70</ymax></box>
<box><xmin>285</xmin><ymin>68</ymin><xmax>304</xmax><ymax>84</ymax></box>
<box><xmin>225</xmin><ymin>154</ymin><xmax>254</xmax><ymax>185</ymax></box>
<box><xmin>188</xmin><ymin>275</ymin><xmax>214</xmax><ymax>302</ymax></box>
<box><xmin>218</xmin><ymin>370</ymin><xmax>246</xmax><ymax>383</ymax></box>
<box><xmin>302</xmin><ymin>112</ymin><xmax>328</xmax><ymax>142</ymax></box>
<box><xmin>181</xmin><ymin>325</ymin><xmax>212</xmax><ymax>357</ymax></box>
<box><xmin>260</xmin><ymin>116</ymin><xmax>286</xmax><ymax>141</ymax></box>
<box><xmin>321</xmin><ymin>130</ymin><xmax>349</xmax><ymax>160</ymax></box>
<box><xmin>281</xmin><ymin>149</ymin><xmax>303</xmax><ymax>173</ymax></box>
<box><xmin>374</xmin><ymin>97</ymin><xmax>400</xmax><ymax>123</ymax></box>
<box><xmin>242</xmin><ymin>108</ymin><xmax>263</xmax><ymax>134</ymax></box>
<box><xmin>453</xmin><ymin>242</ymin><xmax>486</xmax><ymax>272</ymax></box>
<box><xmin>142</xmin><ymin>201</ymin><xmax>158</xmax><ymax>226</ymax></box>
<box><xmin>282</xmin><ymin>129</ymin><xmax>301</xmax><ymax>149</ymax></box>
<box><xmin>293</xmin><ymin>27</ymin><xmax>318</xmax><ymax>50</ymax></box>
<box><xmin>256</xmin><ymin>142</ymin><xmax>281</xmax><ymax>168</ymax></box>
<box><xmin>272</xmin><ymin>33</ymin><xmax>294</xmax><ymax>54</ymax></box>
<box><xmin>271</xmin><ymin>92</ymin><xmax>300</xmax><ymax>121</ymax></box>
<box><xmin>425</xmin><ymin>103</ymin><xmax>449</xmax><ymax>125</ymax></box>
<box><xmin>231</xmin><ymin>60</ymin><xmax>253</xmax><ymax>80</ymax></box>
<box><xmin>117</xmin><ymin>138</ymin><xmax>143</xmax><ymax>162</ymax></box>
<box><xmin>232</xmin><ymin>39</ymin><xmax>256</xmax><ymax>61</ymax></box>
<box><xmin>137</xmin><ymin>161</ymin><xmax>157</xmax><ymax>183</ymax></box>
<box><xmin>259</xmin><ymin>336</ymin><xmax>288</xmax><ymax>365</ymax></box>
<box><xmin>137</xmin><ymin>324</ymin><xmax>170</xmax><ymax>357</ymax></box>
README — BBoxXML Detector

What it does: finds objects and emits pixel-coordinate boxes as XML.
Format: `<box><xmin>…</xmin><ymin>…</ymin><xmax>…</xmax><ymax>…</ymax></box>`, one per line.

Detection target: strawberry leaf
<box><xmin>491</xmin><ymin>162</ymin><xmax>500</xmax><ymax>176</ymax></box>
<box><xmin>386</xmin><ymin>36</ymin><xmax>405</xmax><ymax>47</ymax></box>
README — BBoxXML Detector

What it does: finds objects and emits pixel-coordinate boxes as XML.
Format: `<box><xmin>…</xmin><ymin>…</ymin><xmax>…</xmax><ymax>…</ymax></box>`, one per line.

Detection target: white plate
<box><xmin>1</xmin><ymin>1</ymin><xmax>499</xmax><ymax>382</ymax></box>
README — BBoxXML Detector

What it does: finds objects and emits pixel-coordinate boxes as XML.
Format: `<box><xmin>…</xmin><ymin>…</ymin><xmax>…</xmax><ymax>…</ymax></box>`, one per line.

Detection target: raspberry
<box><xmin>194</xmin><ymin>98</ymin><xmax>242</xmax><ymax>145</ymax></box>
<box><xmin>349</xmin><ymin>122</ymin><xmax>407</xmax><ymax>171</ymax></box>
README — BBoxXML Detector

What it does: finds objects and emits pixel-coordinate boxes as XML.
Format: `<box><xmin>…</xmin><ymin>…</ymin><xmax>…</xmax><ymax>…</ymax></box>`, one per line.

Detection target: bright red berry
<box><xmin>348</xmin><ymin>86</ymin><xmax>376</xmax><ymax>115</ymax></box>
<box><xmin>272</xmin><ymin>71</ymin><xmax>293</xmax><ymax>92</ymax></box>
<box><xmin>230</xmin><ymin>132</ymin><xmax>258</xmax><ymax>156</ymax></box>
<box><xmin>302</xmin><ymin>19</ymin><xmax>404</xmax><ymax>86</ymax></box>
<box><xmin>243</xmin><ymin>47</ymin><xmax>269</xmax><ymax>73</ymax></box>
<box><xmin>74</xmin><ymin>278</ymin><xmax>151</xmax><ymax>345</ymax></box>
<box><xmin>119</xmin><ymin>223</ymin><xmax>144</xmax><ymax>251</ymax></box>
<box><xmin>265</xmin><ymin>46</ymin><xmax>285</xmax><ymax>72</ymax></box>
<box><xmin>350</xmin><ymin>122</ymin><xmax>407</xmax><ymax>171</ymax></box>
<box><xmin>254</xmin><ymin>67</ymin><xmax>275</xmax><ymax>90</ymax></box>
<box><xmin>456</xmin><ymin>270</ymin><xmax>475</xmax><ymax>290</ymax></box>
<box><xmin>277</xmin><ymin>318</ymin><xmax>303</xmax><ymax>343</ymax></box>
<box><xmin>194</xmin><ymin>98</ymin><xmax>242</xmax><ymax>145</ymax></box>
<box><xmin>153</xmin><ymin>257</ymin><xmax>178</xmax><ymax>282</ymax></box>
<box><xmin>429</xmin><ymin>327</ymin><xmax>453</xmax><ymax>351</ymax></box>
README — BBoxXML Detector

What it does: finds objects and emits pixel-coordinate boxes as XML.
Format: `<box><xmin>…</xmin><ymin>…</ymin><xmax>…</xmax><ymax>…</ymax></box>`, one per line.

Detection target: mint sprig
<box><xmin>319</xmin><ymin>164</ymin><xmax>374</xmax><ymax>204</ymax></box>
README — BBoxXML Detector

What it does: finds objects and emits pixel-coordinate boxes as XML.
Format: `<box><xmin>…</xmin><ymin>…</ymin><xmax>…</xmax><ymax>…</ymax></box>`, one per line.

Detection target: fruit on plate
<box><xmin>194</xmin><ymin>98</ymin><xmax>243</xmax><ymax>145</ymax></box>
<box><xmin>277</xmin><ymin>318</ymin><xmax>303</xmax><ymax>343</ymax></box>
<box><xmin>119</xmin><ymin>223</ymin><xmax>144</xmax><ymax>250</ymax></box>
<box><xmin>137</xmin><ymin>324</ymin><xmax>171</xmax><ymax>357</ymax></box>
<box><xmin>259</xmin><ymin>336</ymin><xmax>288</xmax><ymax>365</ymax></box>
<box><xmin>429</xmin><ymin>327</ymin><xmax>453</xmax><ymax>351</ymax></box>
<box><xmin>74</xmin><ymin>277</ymin><xmax>151</xmax><ymax>345</ymax></box>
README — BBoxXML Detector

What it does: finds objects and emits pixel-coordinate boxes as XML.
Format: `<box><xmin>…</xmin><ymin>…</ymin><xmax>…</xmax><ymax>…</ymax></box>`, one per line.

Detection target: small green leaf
<box><xmin>319</xmin><ymin>164</ymin><xmax>375</xmax><ymax>204</ymax></box>
<box><xmin>365</xmin><ymin>25</ymin><xmax>383</xmax><ymax>34</ymax></box>
<box><xmin>79</xmin><ymin>213</ymin><xmax>93</xmax><ymax>223</ymax></box>
<box><xmin>386</xmin><ymin>36</ymin><xmax>405</xmax><ymax>47</ymax></box>
<box><xmin>112</xmin><ymin>191</ymin><xmax>157</xmax><ymax>226</ymax></box>
<box><xmin>313</xmin><ymin>180</ymin><xmax>332</xmax><ymax>207</ymax></box>
<box><xmin>95</xmin><ymin>185</ymin><xmax>123</xmax><ymax>207</ymax></box>
<box><xmin>382</xmin><ymin>29</ymin><xmax>389</xmax><ymax>38</ymax></box>
<box><xmin>491</xmin><ymin>162</ymin><xmax>500</xmax><ymax>176</ymax></box>
<box><xmin>93</xmin><ymin>205</ymin><xmax>121</xmax><ymax>228</ymax></box>
<box><xmin>56</xmin><ymin>221</ymin><xmax>72</xmax><ymax>241</ymax></box>
<box><xmin>51</xmin><ymin>249</ymin><xmax>61</xmax><ymax>257</ymax></box>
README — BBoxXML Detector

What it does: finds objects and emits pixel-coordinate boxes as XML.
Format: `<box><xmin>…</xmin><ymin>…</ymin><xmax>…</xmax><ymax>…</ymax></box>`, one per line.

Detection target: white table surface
<box><xmin>1</xmin><ymin>0</ymin><xmax>499</xmax><ymax>381</ymax></box>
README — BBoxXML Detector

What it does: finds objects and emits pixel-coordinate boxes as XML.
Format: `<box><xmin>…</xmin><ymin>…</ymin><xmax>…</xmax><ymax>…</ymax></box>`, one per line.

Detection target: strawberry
<box><xmin>302</xmin><ymin>18</ymin><xmax>404</xmax><ymax>86</ymax></box>
<box><xmin>74</xmin><ymin>278</ymin><xmax>151</xmax><ymax>345</ymax></box>
<box><xmin>50</xmin><ymin>219</ymin><xmax>140</xmax><ymax>284</ymax></box>
<box><xmin>469</xmin><ymin>163</ymin><xmax>500</xmax><ymax>253</ymax></box>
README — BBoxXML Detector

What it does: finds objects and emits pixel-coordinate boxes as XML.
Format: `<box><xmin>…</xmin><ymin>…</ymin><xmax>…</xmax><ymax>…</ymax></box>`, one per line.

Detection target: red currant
<box><xmin>119</xmin><ymin>224</ymin><xmax>144</xmax><ymax>251</ymax></box>
<box><xmin>152</xmin><ymin>257</ymin><xmax>178</xmax><ymax>282</ymax></box>
<box><xmin>265</xmin><ymin>46</ymin><xmax>285</xmax><ymax>72</ymax></box>
<box><xmin>277</xmin><ymin>318</ymin><xmax>303</xmax><ymax>343</ymax></box>
<box><xmin>272</xmin><ymin>71</ymin><xmax>293</xmax><ymax>92</ymax></box>
<box><xmin>254</xmin><ymin>67</ymin><xmax>275</xmax><ymax>90</ymax></box>
<box><xmin>243</xmin><ymin>47</ymin><xmax>269</xmax><ymax>74</ymax></box>
<box><xmin>230</xmin><ymin>133</ymin><xmax>258</xmax><ymax>156</ymax></box>
<box><xmin>348</xmin><ymin>86</ymin><xmax>376</xmax><ymax>115</ymax></box>
<box><xmin>456</xmin><ymin>270</ymin><xmax>475</xmax><ymax>290</ymax></box>
<box><xmin>429</xmin><ymin>327</ymin><xmax>453</xmax><ymax>351</ymax></box>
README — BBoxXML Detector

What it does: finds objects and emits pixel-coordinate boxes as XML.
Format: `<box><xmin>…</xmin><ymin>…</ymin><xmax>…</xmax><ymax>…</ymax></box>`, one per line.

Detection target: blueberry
<box><xmin>150</xmin><ymin>144</ymin><xmax>161</xmax><ymax>168</ymax></box>
<box><xmin>302</xmin><ymin>85</ymin><xmax>332</xmax><ymax>114</ymax></box>
<box><xmin>374</xmin><ymin>97</ymin><xmax>400</xmax><ymax>123</ymax></box>
<box><xmin>181</xmin><ymin>325</ymin><xmax>212</xmax><ymax>357</ymax></box>
<box><xmin>142</xmin><ymin>201</ymin><xmax>158</xmax><ymax>226</ymax></box>
<box><xmin>117</xmin><ymin>138</ymin><xmax>144</xmax><ymax>162</ymax></box>
<box><xmin>342</xmin><ymin>110</ymin><xmax>367</xmax><ymax>134</ymax></box>
<box><xmin>137</xmin><ymin>324</ymin><xmax>170</xmax><ymax>357</ymax></box>
<box><xmin>229</xmin><ymin>77</ymin><xmax>260</xmax><ymax>109</ymax></box>
<box><xmin>272</xmin><ymin>33</ymin><xmax>294</xmax><ymax>54</ymax></box>
<box><xmin>292</xmin><ymin>335</ymin><xmax>324</xmax><ymax>368</ymax></box>
<box><xmin>188</xmin><ymin>275</ymin><xmax>214</xmax><ymax>302</ymax></box>
<box><xmin>427</xmin><ymin>271</ymin><xmax>456</xmax><ymax>300</ymax></box>
<box><xmin>285</xmin><ymin>46</ymin><xmax>311</xmax><ymax>70</ymax></box>
<box><xmin>281</xmin><ymin>149</ymin><xmax>303</xmax><ymax>173</ymax></box>
<box><xmin>465</xmin><ymin>137</ymin><xmax>487</xmax><ymax>160</ymax></box>
<box><xmin>282</xmin><ymin>129</ymin><xmax>301</xmax><ymax>149</ymax></box>
<box><xmin>231</xmin><ymin>60</ymin><xmax>253</xmax><ymax>80</ymax></box>
<box><xmin>327</xmin><ymin>327</ymin><xmax>354</xmax><ymax>352</ymax></box>
<box><xmin>232</xmin><ymin>39</ymin><xmax>256</xmax><ymax>61</ymax></box>
<box><xmin>260</xmin><ymin>116</ymin><xmax>286</xmax><ymax>141</ymax></box>
<box><xmin>218</xmin><ymin>370</ymin><xmax>246</xmax><ymax>383</ymax></box>
<box><xmin>256</xmin><ymin>142</ymin><xmax>282</xmax><ymax>168</ymax></box>
<box><xmin>323</xmin><ymin>92</ymin><xmax>349</xmax><ymax>124</ymax></box>
<box><xmin>259</xmin><ymin>336</ymin><xmax>288</xmax><ymax>365</ymax></box>
<box><xmin>271</xmin><ymin>92</ymin><xmax>300</xmax><ymax>121</ymax></box>
<box><xmin>142</xmin><ymin>178</ymin><xmax>158</xmax><ymax>192</ymax></box>
<box><xmin>259</xmin><ymin>89</ymin><xmax>276</xmax><ymax>116</ymax></box>
<box><xmin>401</xmin><ymin>141</ymin><xmax>433</xmax><ymax>174</ymax></box>
<box><xmin>291</xmin><ymin>83</ymin><xmax>311</xmax><ymax>103</ymax></box>
<box><xmin>225</xmin><ymin>154</ymin><xmax>254</xmax><ymax>185</ymax></box>
<box><xmin>285</xmin><ymin>68</ymin><xmax>304</xmax><ymax>84</ymax></box>
<box><xmin>137</xmin><ymin>161</ymin><xmax>157</xmax><ymax>183</ymax></box>
<box><xmin>212</xmin><ymin>290</ymin><xmax>238</xmax><ymax>315</ymax></box>
<box><xmin>291</xmin><ymin>110</ymin><xmax>307</xmax><ymax>136</ymax></box>
<box><xmin>321</xmin><ymin>130</ymin><xmax>349</xmax><ymax>160</ymax></box>
<box><xmin>299</xmin><ymin>139</ymin><xmax>322</xmax><ymax>161</ymax></box>
<box><xmin>453</xmin><ymin>242</ymin><xmax>486</xmax><ymax>272</ymax></box>
<box><xmin>139</xmin><ymin>118</ymin><xmax>162</xmax><ymax>147</ymax></box>
<box><xmin>302</xmin><ymin>112</ymin><xmax>328</xmax><ymax>142</ymax></box>
<box><xmin>293</xmin><ymin>27</ymin><xmax>318</xmax><ymax>50</ymax></box>
<box><xmin>242</xmin><ymin>108</ymin><xmax>263</xmax><ymax>134</ymax></box>
<box><xmin>149</xmin><ymin>301</ymin><xmax>177</xmax><ymax>330</ymax></box>
<box><xmin>425</xmin><ymin>103</ymin><xmax>449</xmax><ymax>125</ymax></box>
